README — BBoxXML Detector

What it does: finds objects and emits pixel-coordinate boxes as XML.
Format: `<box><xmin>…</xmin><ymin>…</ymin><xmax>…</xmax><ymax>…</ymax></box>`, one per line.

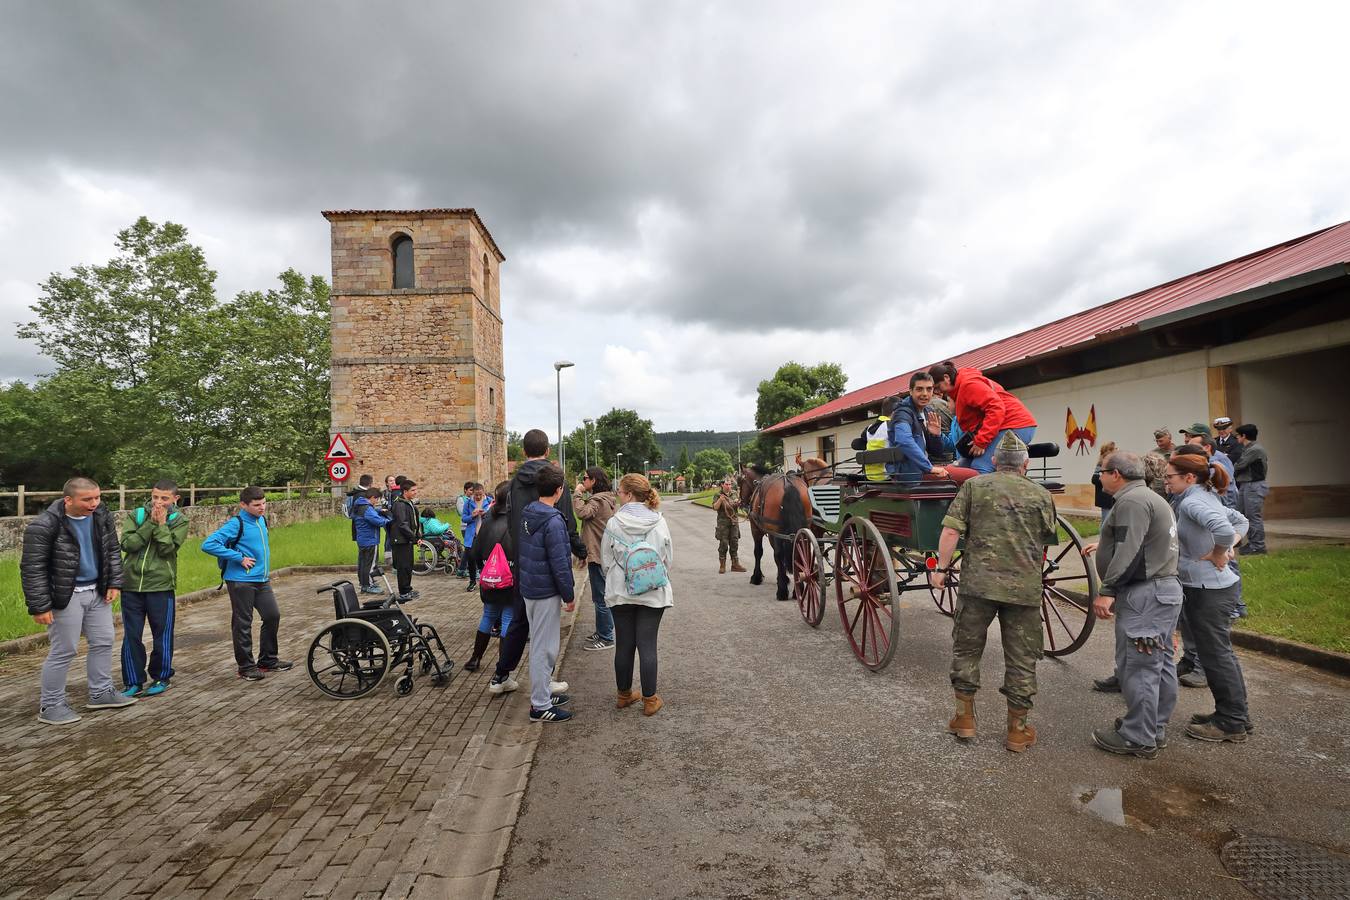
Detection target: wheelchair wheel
<box><xmin>395</xmin><ymin>674</ymin><xmax>415</xmax><ymax>696</ymax></box>
<box><xmin>411</xmin><ymin>539</ymin><xmax>439</xmax><ymax>576</ymax></box>
<box><xmin>307</xmin><ymin>618</ymin><xmax>391</xmax><ymax>700</ymax></box>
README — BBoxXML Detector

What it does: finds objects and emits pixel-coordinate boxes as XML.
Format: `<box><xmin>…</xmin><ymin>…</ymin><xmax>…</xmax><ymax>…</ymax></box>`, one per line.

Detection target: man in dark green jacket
<box><xmin>119</xmin><ymin>479</ymin><xmax>190</xmax><ymax>697</ymax></box>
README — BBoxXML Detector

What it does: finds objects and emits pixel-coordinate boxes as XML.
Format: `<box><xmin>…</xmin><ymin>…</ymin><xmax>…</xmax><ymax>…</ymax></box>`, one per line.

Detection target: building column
<box><xmin>1206</xmin><ymin>365</ymin><xmax>1241</xmax><ymax>424</ymax></box>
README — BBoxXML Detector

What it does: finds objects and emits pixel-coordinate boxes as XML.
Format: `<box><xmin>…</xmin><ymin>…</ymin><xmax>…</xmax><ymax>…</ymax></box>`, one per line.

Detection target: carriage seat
<box><xmin>808</xmin><ymin>484</ymin><xmax>842</xmax><ymax>525</ymax></box>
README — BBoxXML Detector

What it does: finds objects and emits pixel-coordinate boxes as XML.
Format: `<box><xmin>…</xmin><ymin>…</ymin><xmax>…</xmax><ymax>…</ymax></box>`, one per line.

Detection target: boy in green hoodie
<box><xmin>118</xmin><ymin>479</ymin><xmax>190</xmax><ymax>697</ymax></box>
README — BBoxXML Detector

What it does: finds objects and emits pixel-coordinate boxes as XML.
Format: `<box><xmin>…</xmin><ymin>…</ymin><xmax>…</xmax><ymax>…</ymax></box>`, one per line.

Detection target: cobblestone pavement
<box><xmin>498</xmin><ymin>502</ymin><xmax>1350</xmax><ymax>899</ymax></box>
<box><xmin>0</xmin><ymin>566</ymin><xmax>571</xmax><ymax>899</ymax></box>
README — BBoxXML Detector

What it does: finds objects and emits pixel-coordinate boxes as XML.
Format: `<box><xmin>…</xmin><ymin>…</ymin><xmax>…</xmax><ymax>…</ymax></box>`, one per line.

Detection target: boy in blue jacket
<box><xmin>353</xmin><ymin>487</ymin><xmax>391</xmax><ymax>594</ymax></box>
<box><xmin>519</xmin><ymin>464</ymin><xmax>576</xmax><ymax>722</ymax></box>
<box><xmin>202</xmin><ymin>486</ymin><xmax>291</xmax><ymax>681</ymax></box>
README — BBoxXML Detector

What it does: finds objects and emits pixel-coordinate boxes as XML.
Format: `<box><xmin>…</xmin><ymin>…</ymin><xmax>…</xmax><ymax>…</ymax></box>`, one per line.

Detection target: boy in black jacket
<box><xmin>518</xmin><ymin>465</ymin><xmax>576</xmax><ymax>722</ymax></box>
<box><xmin>389</xmin><ymin>479</ymin><xmax>422</xmax><ymax>600</ymax></box>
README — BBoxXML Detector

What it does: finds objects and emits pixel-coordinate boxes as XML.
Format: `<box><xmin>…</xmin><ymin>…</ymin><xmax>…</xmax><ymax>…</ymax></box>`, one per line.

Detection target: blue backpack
<box><xmin>611</xmin><ymin>531</ymin><xmax>669</xmax><ymax>596</ymax></box>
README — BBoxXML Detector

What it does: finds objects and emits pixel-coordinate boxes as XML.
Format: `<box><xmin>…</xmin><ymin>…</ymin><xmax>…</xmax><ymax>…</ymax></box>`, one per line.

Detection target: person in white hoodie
<box><xmin>601</xmin><ymin>474</ymin><xmax>674</xmax><ymax>716</ymax></box>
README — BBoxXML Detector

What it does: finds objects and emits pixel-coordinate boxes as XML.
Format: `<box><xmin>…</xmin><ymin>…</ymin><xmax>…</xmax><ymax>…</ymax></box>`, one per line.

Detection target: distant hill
<box><xmin>653</xmin><ymin>430</ymin><xmax>758</xmax><ymax>469</ymax></box>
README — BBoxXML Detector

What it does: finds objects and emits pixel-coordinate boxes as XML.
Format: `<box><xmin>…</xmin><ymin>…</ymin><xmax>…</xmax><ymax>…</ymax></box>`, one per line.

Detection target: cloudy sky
<box><xmin>2</xmin><ymin>2</ymin><xmax>1347</xmax><ymax>442</ymax></box>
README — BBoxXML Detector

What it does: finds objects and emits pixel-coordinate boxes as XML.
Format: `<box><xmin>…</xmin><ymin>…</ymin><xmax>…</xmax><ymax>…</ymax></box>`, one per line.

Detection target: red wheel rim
<box><xmin>792</xmin><ymin>530</ymin><xmax>823</xmax><ymax>627</ymax></box>
<box><xmin>834</xmin><ymin>518</ymin><xmax>899</xmax><ymax>671</ymax></box>
<box><xmin>926</xmin><ymin>550</ymin><xmax>960</xmax><ymax>617</ymax></box>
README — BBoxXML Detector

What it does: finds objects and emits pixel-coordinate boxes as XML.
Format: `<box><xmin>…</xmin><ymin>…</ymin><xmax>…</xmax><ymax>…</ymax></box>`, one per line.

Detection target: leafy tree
<box><xmin>506</xmin><ymin>430</ymin><xmax>525</xmax><ymax>462</ymax></box>
<box><xmin>677</xmin><ymin>445</ymin><xmax>690</xmax><ymax>473</ymax></box>
<box><xmin>563</xmin><ymin>408</ymin><xmax>661</xmax><ymax>480</ymax></box>
<box><xmin>751</xmin><ymin>361</ymin><xmax>847</xmax><ymax>466</ymax></box>
<box><xmin>692</xmin><ymin>448</ymin><xmax>734</xmax><ymax>486</ymax></box>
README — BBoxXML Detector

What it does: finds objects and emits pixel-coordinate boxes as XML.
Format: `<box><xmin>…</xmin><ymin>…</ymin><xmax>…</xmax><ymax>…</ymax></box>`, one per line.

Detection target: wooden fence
<box><xmin>0</xmin><ymin>483</ymin><xmax>332</xmax><ymax>517</ymax></box>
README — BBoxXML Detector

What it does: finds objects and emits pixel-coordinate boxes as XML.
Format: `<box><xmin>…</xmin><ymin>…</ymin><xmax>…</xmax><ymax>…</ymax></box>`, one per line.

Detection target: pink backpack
<box><xmin>479</xmin><ymin>543</ymin><xmax>513</xmax><ymax>589</ymax></box>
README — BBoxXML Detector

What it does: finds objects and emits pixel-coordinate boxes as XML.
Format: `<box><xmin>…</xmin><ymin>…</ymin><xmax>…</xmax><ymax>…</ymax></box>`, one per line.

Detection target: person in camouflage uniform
<box><xmin>933</xmin><ymin>431</ymin><xmax>1058</xmax><ymax>752</ymax></box>
<box><xmin>1144</xmin><ymin>427</ymin><xmax>1174</xmax><ymax>498</ymax></box>
<box><xmin>712</xmin><ymin>478</ymin><xmax>745</xmax><ymax>574</ymax></box>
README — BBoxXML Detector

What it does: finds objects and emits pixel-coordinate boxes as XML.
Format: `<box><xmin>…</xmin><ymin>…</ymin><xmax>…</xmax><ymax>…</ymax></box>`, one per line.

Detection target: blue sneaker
<box><xmin>361</xmin><ymin>586</ymin><xmax>384</xmax><ymax>595</ymax></box>
<box><xmin>119</xmin><ymin>685</ymin><xmax>143</xmax><ymax>698</ymax></box>
<box><xmin>144</xmin><ymin>681</ymin><xmax>169</xmax><ymax>697</ymax></box>
<box><xmin>530</xmin><ymin>705</ymin><xmax>573</xmax><ymax>723</ymax></box>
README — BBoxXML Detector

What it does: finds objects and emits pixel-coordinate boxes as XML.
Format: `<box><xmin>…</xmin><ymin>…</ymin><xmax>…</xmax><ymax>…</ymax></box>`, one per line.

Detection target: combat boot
<box><xmin>1005</xmin><ymin>705</ymin><xmax>1036</xmax><ymax>752</ymax></box>
<box><xmin>719</xmin><ymin>556</ymin><xmax>727</xmax><ymax>574</ymax></box>
<box><xmin>730</xmin><ymin>556</ymin><xmax>747</xmax><ymax>573</ymax></box>
<box><xmin>947</xmin><ymin>691</ymin><xmax>976</xmax><ymax>740</ymax></box>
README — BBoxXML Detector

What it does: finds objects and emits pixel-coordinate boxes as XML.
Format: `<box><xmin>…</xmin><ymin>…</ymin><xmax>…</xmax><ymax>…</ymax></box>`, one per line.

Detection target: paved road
<box><xmin>498</xmin><ymin>501</ymin><xmax>1350</xmax><ymax>899</ymax></box>
<box><xmin>0</xmin><ymin>567</ymin><xmax>547</xmax><ymax>899</ymax></box>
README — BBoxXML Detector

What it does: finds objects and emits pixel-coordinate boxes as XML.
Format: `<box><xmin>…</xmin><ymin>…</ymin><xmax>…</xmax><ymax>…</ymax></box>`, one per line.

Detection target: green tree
<box><xmin>506</xmin><ymin>430</ymin><xmax>525</xmax><ymax>462</ymax></box>
<box><xmin>677</xmin><ymin>445</ymin><xmax>690</xmax><ymax>473</ymax></box>
<box><xmin>692</xmin><ymin>448</ymin><xmax>734</xmax><ymax>486</ymax></box>
<box><xmin>563</xmin><ymin>408</ymin><xmax>661</xmax><ymax>480</ymax></box>
<box><xmin>751</xmin><ymin>361</ymin><xmax>847</xmax><ymax>466</ymax></box>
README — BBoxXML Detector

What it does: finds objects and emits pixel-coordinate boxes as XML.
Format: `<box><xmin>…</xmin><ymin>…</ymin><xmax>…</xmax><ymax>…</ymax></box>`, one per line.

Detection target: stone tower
<box><xmin>323</xmin><ymin>208</ymin><xmax>506</xmax><ymax>499</ymax></box>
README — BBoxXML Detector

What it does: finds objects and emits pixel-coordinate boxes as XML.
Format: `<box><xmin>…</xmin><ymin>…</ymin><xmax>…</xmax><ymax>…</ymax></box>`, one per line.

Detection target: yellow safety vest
<box><xmin>865</xmin><ymin>417</ymin><xmax>890</xmax><ymax>482</ymax></box>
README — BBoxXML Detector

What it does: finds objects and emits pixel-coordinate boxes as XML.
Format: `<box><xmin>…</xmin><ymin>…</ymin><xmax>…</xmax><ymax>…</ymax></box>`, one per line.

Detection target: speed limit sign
<box><xmin>328</xmin><ymin>460</ymin><xmax>351</xmax><ymax>482</ymax></box>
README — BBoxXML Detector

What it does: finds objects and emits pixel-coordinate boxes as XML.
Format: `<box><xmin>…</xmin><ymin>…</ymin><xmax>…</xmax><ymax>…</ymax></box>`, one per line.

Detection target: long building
<box><xmin>766</xmin><ymin>220</ymin><xmax>1350</xmax><ymax>518</ymax></box>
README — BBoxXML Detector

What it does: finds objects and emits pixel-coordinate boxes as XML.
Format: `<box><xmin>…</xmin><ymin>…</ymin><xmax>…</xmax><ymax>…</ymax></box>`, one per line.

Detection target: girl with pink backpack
<box><xmin>463</xmin><ymin>481</ymin><xmax>515</xmax><ymax>672</ymax></box>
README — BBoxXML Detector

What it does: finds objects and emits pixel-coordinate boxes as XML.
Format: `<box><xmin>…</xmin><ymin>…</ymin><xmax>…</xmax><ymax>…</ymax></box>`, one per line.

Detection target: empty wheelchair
<box><xmin>307</xmin><ymin>579</ymin><xmax>455</xmax><ymax>699</ymax></box>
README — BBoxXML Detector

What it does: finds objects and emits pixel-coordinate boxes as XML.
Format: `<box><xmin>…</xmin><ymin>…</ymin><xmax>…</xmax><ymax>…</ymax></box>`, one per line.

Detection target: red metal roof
<box><xmin>767</xmin><ymin>220</ymin><xmax>1350</xmax><ymax>434</ymax></box>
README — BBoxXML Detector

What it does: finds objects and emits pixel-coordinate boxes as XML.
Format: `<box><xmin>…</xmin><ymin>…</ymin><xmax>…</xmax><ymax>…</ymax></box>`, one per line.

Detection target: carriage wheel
<box><xmin>1042</xmin><ymin>515</ymin><xmax>1100</xmax><ymax>657</ymax></box>
<box><xmin>791</xmin><ymin>529</ymin><xmax>826</xmax><ymax>628</ymax></box>
<box><xmin>925</xmin><ymin>549</ymin><xmax>961</xmax><ymax>617</ymax></box>
<box><xmin>834</xmin><ymin>517</ymin><xmax>901</xmax><ymax>671</ymax></box>
<box><xmin>411</xmin><ymin>539</ymin><xmax>438</xmax><ymax>576</ymax></box>
<box><xmin>307</xmin><ymin>618</ymin><xmax>392</xmax><ymax>700</ymax></box>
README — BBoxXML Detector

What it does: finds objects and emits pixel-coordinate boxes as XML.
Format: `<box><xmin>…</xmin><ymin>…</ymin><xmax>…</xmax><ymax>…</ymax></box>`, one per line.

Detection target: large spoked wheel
<box><xmin>834</xmin><ymin>517</ymin><xmax>901</xmax><ymax>671</ymax></box>
<box><xmin>1041</xmin><ymin>515</ymin><xmax>1100</xmax><ymax>657</ymax></box>
<box><xmin>791</xmin><ymin>528</ymin><xmax>826</xmax><ymax>628</ymax></box>
<box><xmin>411</xmin><ymin>539</ymin><xmax>439</xmax><ymax>576</ymax></box>
<box><xmin>926</xmin><ymin>549</ymin><xmax>961</xmax><ymax>617</ymax></box>
<box><xmin>307</xmin><ymin>618</ymin><xmax>392</xmax><ymax>699</ymax></box>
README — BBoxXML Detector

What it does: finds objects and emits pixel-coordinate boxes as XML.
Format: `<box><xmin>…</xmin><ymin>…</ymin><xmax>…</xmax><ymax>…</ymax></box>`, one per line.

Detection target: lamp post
<box><xmin>615</xmin><ymin>452</ymin><xmax>623</xmax><ymax>482</ymax></box>
<box><xmin>554</xmin><ymin>361</ymin><xmax>574</xmax><ymax>472</ymax></box>
<box><xmin>583</xmin><ymin>418</ymin><xmax>593</xmax><ymax>470</ymax></box>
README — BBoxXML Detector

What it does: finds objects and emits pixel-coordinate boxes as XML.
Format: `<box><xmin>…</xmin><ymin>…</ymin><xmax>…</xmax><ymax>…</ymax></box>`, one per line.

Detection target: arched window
<box><xmin>482</xmin><ymin>253</ymin><xmax>491</xmax><ymax>299</ymax></box>
<box><xmin>392</xmin><ymin>234</ymin><xmax>414</xmax><ymax>289</ymax></box>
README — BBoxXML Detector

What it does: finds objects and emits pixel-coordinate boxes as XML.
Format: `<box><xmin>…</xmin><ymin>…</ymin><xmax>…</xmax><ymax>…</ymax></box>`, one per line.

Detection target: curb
<box><xmin>0</xmin><ymin>566</ymin><xmax>358</xmax><ymax>659</ymax></box>
<box><xmin>1232</xmin><ymin>628</ymin><xmax>1350</xmax><ymax>678</ymax></box>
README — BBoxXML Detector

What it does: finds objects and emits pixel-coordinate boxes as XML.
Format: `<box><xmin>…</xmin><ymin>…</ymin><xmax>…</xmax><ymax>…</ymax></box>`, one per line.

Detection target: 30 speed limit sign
<box><xmin>327</xmin><ymin>460</ymin><xmax>351</xmax><ymax>482</ymax></box>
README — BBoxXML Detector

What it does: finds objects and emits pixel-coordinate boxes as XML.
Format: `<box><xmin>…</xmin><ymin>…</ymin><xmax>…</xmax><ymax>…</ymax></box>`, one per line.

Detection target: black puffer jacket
<box><xmin>21</xmin><ymin>499</ymin><xmax>124</xmax><ymax>615</ymax></box>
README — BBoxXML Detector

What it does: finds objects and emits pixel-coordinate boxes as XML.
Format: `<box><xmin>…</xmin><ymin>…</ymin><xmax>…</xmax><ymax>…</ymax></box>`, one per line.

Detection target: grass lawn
<box><xmin>1060</xmin><ymin>514</ymin><xmax>1101</xmax><ymax>540</ymax></box>
<box><xmin>1234</xmin><ymin>546</ymin><xmax>1350</xmax><ymax>653</ymax></box>
<box><xmin>689</xmin><ymin>488</ymin><xmax>720</xmax><ymax>509</ymax></box>
<box><xmin>0</xmin><ymin>513</ymin><xmax>462</xmax><ymax>643</ymax></box>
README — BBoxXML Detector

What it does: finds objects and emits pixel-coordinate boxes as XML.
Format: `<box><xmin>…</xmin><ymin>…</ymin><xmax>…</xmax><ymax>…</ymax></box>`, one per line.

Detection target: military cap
<box><xmin>1213</xmin><ymin>416</ymin><xmax>1233</xmax><ymax>428</ymax></box>
<box><xmin>997</xmin><ymin>431</ymin><xmax>1028</xmax><ymax>452</ymax></box>
<box><xmin>1179</xmin><ymin>422</ymin><xmax>1211</xmax><ymax>437</ymax></box>
<box><xmin>1153</xmin><ymin>427</ymin><xmax>1171</xmax><ymax>439</ymax></box>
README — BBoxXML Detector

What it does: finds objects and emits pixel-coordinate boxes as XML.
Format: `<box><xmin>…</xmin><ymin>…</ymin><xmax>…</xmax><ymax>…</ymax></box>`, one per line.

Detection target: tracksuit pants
<box><xmin>357</xmin><ymin>545</ymin><xmax>379</xmax><ymax>589</ymax></box>
<box><xmin>226</xmin><ymin>581</ymin><xmax>280</xmax><ymax>671</ymax></box>
<box><xmin>523</xmin><ymin>593</ymin><xmax>563</xmax><ymax>711</ymax></box>
<box><xmin>40</xmin><ymin>585</ymin><xmax>114</xmax><ymax>709</ymax></box>
<box><xmin>120</xmin><ymin>590</ymin><xmax>176</xmax><ymax>687</ymax></box>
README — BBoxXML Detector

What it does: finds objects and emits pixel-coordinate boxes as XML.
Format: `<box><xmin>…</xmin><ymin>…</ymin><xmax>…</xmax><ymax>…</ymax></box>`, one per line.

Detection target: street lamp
<box><xmin>554</xmin><ymin>361</ymin><xmax>574</xmax><ymax>472</ymax></box>
<box><xmin>583</xmin><ymin>418</ymin><xmax>593</xmax><ymax>470</ymax></box>
<box><xmin>615</xmin><ymin>451</ymin><xmax>623</xmax><ymax>482</ymax></box>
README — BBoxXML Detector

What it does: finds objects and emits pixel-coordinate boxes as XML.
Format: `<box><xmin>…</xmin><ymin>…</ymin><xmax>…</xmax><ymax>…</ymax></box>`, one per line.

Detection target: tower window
<box><xmin>392</xmin><ymin>233</ymin><xmax>415</xmax><ymax>289</ymax></box>
<box><xmin>483</xmin><ymin>253</ymin><xmax>491</xmax><ymax>299</ymax></box>
<box><xmin>489</xmin><ymin>386</ymin><xmax>495</xmax><ymax>406</ymax></box>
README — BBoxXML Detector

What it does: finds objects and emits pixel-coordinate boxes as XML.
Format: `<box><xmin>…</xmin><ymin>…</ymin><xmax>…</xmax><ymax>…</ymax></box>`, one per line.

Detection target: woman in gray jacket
<box><xmin>1164</xmin><ymin>453</ymin><xmax>1251</xmax><ymax>743</ymax></box>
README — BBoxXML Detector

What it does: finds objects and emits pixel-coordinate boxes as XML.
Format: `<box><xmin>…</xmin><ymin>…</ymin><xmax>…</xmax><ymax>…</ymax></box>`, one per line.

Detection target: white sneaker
<box><xmin>488</xmin><ymin>675</ymin><xmax>519</xmax><ymax>694</ymax></box>
<box><xmin>549</xmin><ymin>680</ymin><xmax>569</xmax><ymax>694</ymax></box>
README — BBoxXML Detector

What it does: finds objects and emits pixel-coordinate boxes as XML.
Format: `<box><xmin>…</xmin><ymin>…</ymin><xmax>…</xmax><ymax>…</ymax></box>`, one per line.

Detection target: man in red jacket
<box><xmin>928</xmin><ymin>361</ymin><xmax>1037</xmax><ymax>475</ymax></box>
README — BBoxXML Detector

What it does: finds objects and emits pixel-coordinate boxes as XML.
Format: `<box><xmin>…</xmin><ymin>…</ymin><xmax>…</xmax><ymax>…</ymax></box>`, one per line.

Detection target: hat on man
<box><xmin>1153</xmin><ymin>427</ymin><xmax>1171</xmax><ymax>439</ymax></box>
<box><xmin>1179</xmin><ymin>422</ymin><xmax>1212</xmax><ymax>437</ymax></box>
<box><xmin>1213</xmin><ymin>416</ymin><xmax>1233</xmax><ymax>428</ymax></box>
<box><xmin>997</xmin><ymin>431</ymin><xmax>1028</xmax><ymax>453</ymax></box>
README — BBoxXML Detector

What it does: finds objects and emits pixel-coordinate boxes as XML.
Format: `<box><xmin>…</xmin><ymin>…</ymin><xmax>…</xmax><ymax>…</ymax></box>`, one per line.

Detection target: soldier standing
<box><xmin>933</xmin><ymin>432</ymin><xmax>1058</xmax><ymax>752</ymax></box>
<box><xmin>712</xmin><ymin>478</ymin><xmax>746</xmax><ymax>574</ymax></box>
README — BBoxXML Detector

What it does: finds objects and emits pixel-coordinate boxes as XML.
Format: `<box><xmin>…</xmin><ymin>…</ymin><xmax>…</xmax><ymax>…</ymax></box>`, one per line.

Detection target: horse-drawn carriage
<box><xmin>741</xmin><ymin>442</ymin><xmax>1099</xmax><ymax>672</ymax></box>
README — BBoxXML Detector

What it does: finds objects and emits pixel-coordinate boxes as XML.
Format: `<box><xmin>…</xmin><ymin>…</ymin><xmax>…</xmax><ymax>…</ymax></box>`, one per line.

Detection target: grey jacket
<box><xmin>1232</xmin><ymin>441</ymin><xmax>1268</xmax><ymax>483</ymax></box>
<box><xmin>1095</xmin><ymin>481</ymin><xmax>1178</xmax><ymax>597</ymax></box>
<box><xmin>1173</xmin><ymin>485</ymin><xmax>1248</xmax><ymax>589</ymax></box>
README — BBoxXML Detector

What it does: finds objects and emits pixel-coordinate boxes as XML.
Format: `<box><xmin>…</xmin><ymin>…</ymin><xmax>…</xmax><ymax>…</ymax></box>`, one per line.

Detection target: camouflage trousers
<box><xmin>715</xmin><ymin>518</ymin><xmax>740</xmax><ymax>558</ymax></box>
<box><xmin>950</xmin><ymin>594</ymin><xmax>1043</xmax><ymax>709</ymax></box>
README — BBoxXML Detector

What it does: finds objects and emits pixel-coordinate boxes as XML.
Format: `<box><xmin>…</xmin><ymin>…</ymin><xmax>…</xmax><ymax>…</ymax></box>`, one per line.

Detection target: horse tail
<box><xmin>780</xmin><ymin>474</ymin><xmax>809</xmax><ymax>534</ymax></box>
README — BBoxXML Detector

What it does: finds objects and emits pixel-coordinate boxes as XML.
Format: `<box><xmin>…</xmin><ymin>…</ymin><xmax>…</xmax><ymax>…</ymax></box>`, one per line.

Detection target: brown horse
<box><xmin>737</xmin><ymin>464</ymin><xmax>813</xmax><ymax>601</ymax></box>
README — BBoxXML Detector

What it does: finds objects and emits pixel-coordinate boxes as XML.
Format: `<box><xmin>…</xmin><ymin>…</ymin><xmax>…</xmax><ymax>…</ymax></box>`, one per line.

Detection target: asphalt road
<box><xmin>497</xmin><ymin>501</ymin><xmax>1350</xmax><ymax>899</ymax></box>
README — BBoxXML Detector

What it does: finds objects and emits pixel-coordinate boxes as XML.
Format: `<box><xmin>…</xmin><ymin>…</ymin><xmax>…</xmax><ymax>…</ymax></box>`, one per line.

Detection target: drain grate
<box><xmin>1221</xmin><ymin>834</ymin><xmax>1350</xmax><ymax>899</ymax></box>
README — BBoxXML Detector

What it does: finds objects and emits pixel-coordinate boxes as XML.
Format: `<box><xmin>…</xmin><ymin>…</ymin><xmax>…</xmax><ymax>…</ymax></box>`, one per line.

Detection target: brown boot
<box><xmin>642</xmin><ymin>694</ymin><xmax>663</xmax><ymax>716</ymax></box>
<box><xmin>1005</xmin><ymin>705</ymin><xmax>1037</xmax><ymax>753</ymax></box>
<box><xmin>729</xmin><ymin>557</ymin><xmax>747</xmax><ymax>573</ymax></box>
<box><xmin>719</xmin><ymin>557</ymin><xmax>727</xmax><ymax>574</ymax></box>
<box><xmin>617</xmin><ymin>689</ymin><xmax>642</xmax><ymax>709</ymax></box>
<box><xmin>947</xmin><ymin>691</ymin><xmax>976</xmax><ymax>740</ymax></box>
